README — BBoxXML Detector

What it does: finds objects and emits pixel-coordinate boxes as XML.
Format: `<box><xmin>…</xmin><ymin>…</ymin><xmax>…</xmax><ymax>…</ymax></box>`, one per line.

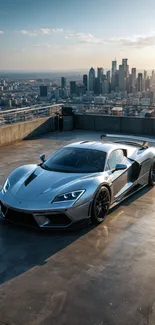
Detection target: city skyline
<box><xmin>1</xmin><ymin>0</ymin><xmax>155</xmax><ymax>70</ymax></box>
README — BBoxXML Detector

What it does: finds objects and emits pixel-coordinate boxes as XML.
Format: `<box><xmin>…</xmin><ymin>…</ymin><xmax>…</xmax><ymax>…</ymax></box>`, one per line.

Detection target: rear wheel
<box><xmin>91</xmin><ymin>186</ymin><xmax>110</xmax><ymax>225</ymax></box>
<box><xmin>149</xmin><ymin>158</ymin><xmax>155</xmax><ymax>186</ymax></box>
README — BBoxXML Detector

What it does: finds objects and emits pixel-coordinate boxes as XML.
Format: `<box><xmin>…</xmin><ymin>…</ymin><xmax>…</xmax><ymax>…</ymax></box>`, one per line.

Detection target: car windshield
<box><xmin>42</xmin><ymin>147</ymin><xmax>106</xmax><ymax>173</ymax></box>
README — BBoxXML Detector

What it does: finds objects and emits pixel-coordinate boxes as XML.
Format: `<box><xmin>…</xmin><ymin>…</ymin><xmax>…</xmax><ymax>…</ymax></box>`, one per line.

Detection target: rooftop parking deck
<box><xmin>1</xmin><ymin>130</ymin><xmax>155</xmax><ymax>325</ymax></box>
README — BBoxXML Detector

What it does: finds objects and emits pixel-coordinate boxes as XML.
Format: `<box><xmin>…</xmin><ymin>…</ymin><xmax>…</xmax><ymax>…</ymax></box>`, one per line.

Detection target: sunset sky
<box><xmin>1</xmin><ymin>0</ymin><xmax>155</xmax><ymax>71</ymax></box>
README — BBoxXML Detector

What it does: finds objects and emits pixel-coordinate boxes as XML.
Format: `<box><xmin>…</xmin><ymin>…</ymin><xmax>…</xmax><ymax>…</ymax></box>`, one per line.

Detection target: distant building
<box><xmin>144</xmin><ymin>70</ymin><xmax>147</xmax><ymax>80</ymax></box>
<box><xmin>102</xmin><ymin>80</ymin><xmax>110</xmax><ymax>94</ymax></box>
<box><xmin>140</xmin><ymin>98</ymin><xmax>150</xmax><ymax>106</ymax></box>
<box><xmin>89</xmin><ymin>67</ymin><xmax>95</xmax><ymax>92</ymax></box>
<box><xmin>111</xmin><ymin>60</ymin><xmax>117</xmax><ymax>91</ymax></box>
<box><xmin>83</xmin><ymin>74</ymin><xmax>88</xmax><ymax>92</ymax></box>
<box><xmin>70</xmin><ymin>81</ymin><xmax>77</xmax><ymax>96</ymax></box>
<box><xmin>61</xmin><ymin>77</ymin><xmax>66</xmax><ymax>89</ymax></box>
<box><xmin>131</xmin><ymin>68</ymin><xmax>136</xmax><ymax>93</ymax></box>
<box><xmin>76</xmin><ymin>84</ymin><xmax>85</xmax><ymax>97</ymax></box>
<box><xmin>112</xmin><ymin>60</ymin><xmax>117</xmax><ymax>76</ymax></box>
<box><xmin>145</xmin><ymin>77</ymin><xmax>150</xmax><ymax>91</ymax></box>
<box><xmin>111</xmin><ymin>106</ymin><xmax>123</xmax><ymax>116</ymax></box>
<box><xmin>106</xmin><ymin>70</ymin><xmax>111</xmax><ymax>82</ymax></box>
<box><xmin>94</xmin><ymin>77</ymin><xmax>100</xmax><ymax>95</ymax></box>
<box><xmin>119</xmin><ymin>65</ymin><xmax>125</xmax><ymax>92</ymax></box>
<box><xmin>137</xmin><ymin>73</ymin><xmax>143</xmax><ymax>92</ymax></box>
<box><xmin>40</xmin><ymin>85</ymin><xmax>48</xmax><ymax>97</ymax></box>
<box><xmin>94</xmin><ymin>96</ymin><xmax>106</xmax><ymax>104</ymax></box>
<box><xmin>97</xmin><ymin>67</ymin><xmax>104</xmax><ymax>81</ymax></box>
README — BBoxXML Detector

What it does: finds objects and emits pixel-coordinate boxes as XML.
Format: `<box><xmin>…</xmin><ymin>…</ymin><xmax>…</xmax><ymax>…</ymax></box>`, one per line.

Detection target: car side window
<box><xmin>106</xmin><ymin>150</ymin><xmax>125</xmax><ymax>171</ymax></box>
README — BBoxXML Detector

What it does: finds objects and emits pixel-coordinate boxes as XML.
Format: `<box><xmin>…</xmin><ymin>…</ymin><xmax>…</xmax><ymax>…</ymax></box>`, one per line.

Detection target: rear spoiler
<box><xmin>100</xmin><ymin>133</ymin><xmax>149</xmax><ymax>149</ymax></box>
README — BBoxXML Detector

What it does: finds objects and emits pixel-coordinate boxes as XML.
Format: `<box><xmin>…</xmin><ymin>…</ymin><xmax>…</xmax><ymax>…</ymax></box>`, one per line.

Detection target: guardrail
<box><xmin>0</xmin><ymin>104</ymin><xmax>63</xmax><ymax>125</ymax></box>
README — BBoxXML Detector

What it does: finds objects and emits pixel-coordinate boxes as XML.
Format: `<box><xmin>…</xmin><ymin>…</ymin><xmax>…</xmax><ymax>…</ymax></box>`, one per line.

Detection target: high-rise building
<box><xmin>94</xmin><ymin>77</ymin><xmax>100</xmax><ymax>95</ymax></box>
<box><xmin>145</xmin><ymin>77</ymin><xmax>150</xmax><ymax>91</ymax></box>
<box><xmin>111</xmin><ymin>60</ymin><xmax>117</xmax><ymax>91</ymax></box>
<box><xmin>137</xmin><ymin>73</ymin><xmax>143</xmax><ymax>92</ymax></box>
<box><xmin>70</xmin><ymin>81</ymin><xmax>77</xmax><ymax>96</ymax></box>
<box><xmin>76</xmin><ymin>84</ymin><xmax>85</xmax><ymax>97</ymax></box>
<box><xmin>89</xmin><ymin>67</ymin><xmax>95</xmax><ymax>92</ymax></box>
<box><xmin>115</xmin><ymin>70</ymin><xmax>119</xmax><ymax>92</ymax></box>
<box><xmin>61</xmin><ymin>77</ymin><xmax>66</xmax><ymax>89</ymax></box>
<box><xmin>151</xmin><ymin>70</ymin><xmax>155</xmax><ymax>85</ymax></box>
<box><xmin>144</xmin><ymin>70</ymin><xmax>147</xmax><ymax>80</ymax></box>
<box><xmin>97</xmin><ymin>67</ymin><xmax>104</xmax><ymax>81</ymax></box>
<box><xmin>143</xmin><ymin>71</ymin><xmax>147</xmax><ymax>91</ymax></box>
<box><xmin>122</xmin><ymin>59</ymin><xmax>128</xmax><ymax>76</ymax></box>
<box><xmin>83</xmin><ymin>74</ymin><xmax>88</xmax><ymax>92</ymax></box>
<box><xmin>106</xmin><ymin>70</ymin><xmax>111</xmax><ymax>82</ymax></box>
<box><xmin>112</xmin><ymin>60</ymin><xmax>117</xmax><ymax>76</ymax></box>
<box><xmin>102</xmin><ymin>80</ymin><xmax>110</xmax><ymax>94</ymax></box>
<box><xmin>119</xmin><ymin>65</ymin><xmax>125</xmax><ymax>92</ymax></box>
<box><xmin>131</xmin><ymin>68</ymin><xmax>136</xmax><ymax>93</ymax></box>
<box><xmin>40</xmin><ymin>85</ymin><xmax>48</xmax><ymax>97</ymax></box>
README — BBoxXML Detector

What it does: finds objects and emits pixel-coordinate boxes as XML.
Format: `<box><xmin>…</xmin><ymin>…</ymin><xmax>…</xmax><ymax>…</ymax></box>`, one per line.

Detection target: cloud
<box><xmin>18</xmin><ymin>28</ymin><xmax>64</xmax><ymax>36</ymax></box>
<box><xmin>115</xmin><ymin>33</ymin><xmax>155</xmax><ymax>49</ymax></box>
<box><xmin>40</xmin><ymin>28</ymin><xmax>64</xmax><ymax>34</ymax></box>
<box><xmin>19</xmin><ymin>29</ymin><xmax>37</xmax><ymax>36</ymax></box>
<box><xmin>32</xmin><ymin>43</ymin><xmax>52</xmax><ymax>48</ymax></box>
<box><xmin>65</xmin><ymin>31</ymin><xmax>155</xmax><ymax>50</ymax></box>
<box><xmin>0</xmin><ymin>31</ymin><xmax>4</xmax><ymax>35</ymax></box>
<box><xmin>65</xmin><ymin>32</ymin><xmax>104</xmax><ymax>44</ymax></box>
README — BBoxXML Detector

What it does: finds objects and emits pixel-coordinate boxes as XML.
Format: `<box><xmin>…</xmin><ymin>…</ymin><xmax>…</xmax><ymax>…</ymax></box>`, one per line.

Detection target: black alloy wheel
<box><xmin>149</xmin><ymin>158</ymin><xmax>155</xmax><ymax>186</ymax></box>
<box><xmin>91</xmin><ymin>186</ymin><xmax>110</xmax><ymax>225</ymax></box>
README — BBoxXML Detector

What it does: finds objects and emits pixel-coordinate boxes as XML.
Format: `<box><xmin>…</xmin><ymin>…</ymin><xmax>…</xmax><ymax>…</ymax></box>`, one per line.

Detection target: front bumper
<box><xmin>0</xmin><ymin>199</ymin><xmax>91</xmax><ymax>229</ymax></box>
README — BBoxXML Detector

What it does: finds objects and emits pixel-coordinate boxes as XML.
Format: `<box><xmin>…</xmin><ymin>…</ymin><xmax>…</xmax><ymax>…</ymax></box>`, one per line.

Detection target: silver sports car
<box><xmin>0</xmin><ymin>134</ymin><xmax>155</xmax><ymax>229</ymax></box>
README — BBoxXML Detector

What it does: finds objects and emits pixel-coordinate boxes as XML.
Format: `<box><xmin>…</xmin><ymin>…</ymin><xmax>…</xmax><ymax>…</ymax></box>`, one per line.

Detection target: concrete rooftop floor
<box><xmin>1</xmin><ymin>130</ymin><xmax>155</xmax><ymax>325</ymax></box>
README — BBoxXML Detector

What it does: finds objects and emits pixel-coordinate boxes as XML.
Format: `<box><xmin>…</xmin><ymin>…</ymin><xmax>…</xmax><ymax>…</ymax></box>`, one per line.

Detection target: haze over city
<box><xmin>1</xmin><ymin>0</ymin><xmax>155</xmax><ymax>71</ymax></box>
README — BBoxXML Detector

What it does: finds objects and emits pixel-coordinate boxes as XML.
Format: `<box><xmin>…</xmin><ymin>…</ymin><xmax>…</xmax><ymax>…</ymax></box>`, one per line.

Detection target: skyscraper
<box><xmin>119</xmin><ymin>64</ymin><xmax>125</xmax><ymax>92</ymax></box>
<box><xmin>144</xmin><ymin>71</ymin><xmax>147</xmax><ymax>91</ymax></box>
<box><xmin>83</xmin><ymin>74</ymin><xmax>88</xmax><ymax>92</ymax></box>
<box><xmin>70</xmin><ymin>81</ymin><xmax>77</xmax><ymax>96</ymax></box>
<box><xmin>111</xmin><ymin>60</ymin><xmax>117</xmax><ymax>91</ymax></box>
<box><xmin>112</xmin><ymin>60</ymin><xmax>117</xmax><ymax>77</ymax></box>
<box><xmin>94</xmin><ymin>77</ymin><xmax>100</xmax><ymax>95</ymax></box>
<box><xmin>97</xmin><ymin>67</ymin><xmax>104</xmax><ymax>81</ymax></box>
<box><xmin>61</xmin><ymin>77</ymin><xmax>66</xmax><ymax>89</ymax></box>
<box><xmin>144</xmin><ymin>70</ymin><xmax>147</xmax><ymax>80</ymax></box>
<box><xmin>106</xmin><ymin>70</ymin><xmax>110</xmax><ymax>82</ymax></box>
<box><xmin>137</xmin><ymin>73</ymin><xmax>143</xmax><ymax>92</ymax></box>
<box><xmin>131</xmin><ymin>68</ymin><xmax>136</xmax><ymax>93</ymax></box>
<box><xmin>40</xmin><ymin>85</ymin><xmax>48</xmax><ymax>97</ymax></box>
<box><xmin>89</xmin><ymin>67</ymin><xmax>95</xmax><ymax>92</ymax></box>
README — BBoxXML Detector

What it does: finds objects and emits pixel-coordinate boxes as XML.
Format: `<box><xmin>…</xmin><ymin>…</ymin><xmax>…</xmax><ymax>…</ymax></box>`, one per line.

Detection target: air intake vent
<box><xmin>25</xmin><ymin>172</ymin><xmax>37</xmax><ymax>187</ymax></box>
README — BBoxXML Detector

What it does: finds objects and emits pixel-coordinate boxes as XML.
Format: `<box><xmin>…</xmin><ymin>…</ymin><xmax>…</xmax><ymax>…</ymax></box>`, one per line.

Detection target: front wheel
<box><xmin>91</xmin><ymin>186</ymin><xmax>110</xmax><ymax>225</ymax></box>
<box><xmin>148</xmin><ymin>158</ymin><xmax>155</xmax><ymax>186</ymax></box>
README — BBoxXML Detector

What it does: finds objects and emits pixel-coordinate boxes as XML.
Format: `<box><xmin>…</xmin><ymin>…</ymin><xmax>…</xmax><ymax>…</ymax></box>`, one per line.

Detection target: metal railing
<box><xmin>0</xmin><ymin>104</ymin><xmax>63</xmax><ymax>125</ymax></box>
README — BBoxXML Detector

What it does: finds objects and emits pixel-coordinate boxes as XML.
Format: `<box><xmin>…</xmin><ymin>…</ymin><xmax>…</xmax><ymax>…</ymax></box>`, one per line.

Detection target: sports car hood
<box><xmin>9</xmin><ymin>166</ymin><xmax>98</xmax><ymax>201</ymax></box>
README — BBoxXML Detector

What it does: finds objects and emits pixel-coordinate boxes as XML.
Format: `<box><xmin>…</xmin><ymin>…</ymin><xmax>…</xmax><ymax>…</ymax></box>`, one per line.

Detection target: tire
<box><xmin>91</xmin><ymin>186</ymin><xmax>110</xmax><ymax>225</ymax></box>
<box><xmin>149</xmin><ymin>158</ymin><xmax>155</xmax><ymax>186</ymax></box>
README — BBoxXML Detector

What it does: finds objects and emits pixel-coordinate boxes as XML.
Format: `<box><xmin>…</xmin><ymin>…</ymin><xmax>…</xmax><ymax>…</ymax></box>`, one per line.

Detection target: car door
<box><xmin>105</xmin><ymin>149</ymin><xmax>132</xmax><ymax>200</ymax></box>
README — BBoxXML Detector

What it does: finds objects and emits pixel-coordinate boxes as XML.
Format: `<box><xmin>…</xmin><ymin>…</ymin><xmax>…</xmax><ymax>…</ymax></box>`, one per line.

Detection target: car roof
<box><xmin>66</xmin><ymin>141</ymin><xmax>127</xmax><ymax>153</ymax></box>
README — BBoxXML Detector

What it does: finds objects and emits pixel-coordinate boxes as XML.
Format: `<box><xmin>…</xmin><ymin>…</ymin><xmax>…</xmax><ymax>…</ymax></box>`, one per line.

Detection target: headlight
<box><xmin>2</xmin><ymin>179</ymin><xmax>10</xmax><ymax>194</ymax></box>
<box><xmin>52</xmin><ymin>190</ymin><xmax>85</xmax><ymax>203</ymax></box>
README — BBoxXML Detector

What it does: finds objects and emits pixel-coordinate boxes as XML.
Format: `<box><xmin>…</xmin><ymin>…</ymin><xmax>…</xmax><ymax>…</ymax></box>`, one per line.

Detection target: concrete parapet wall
<box><xmin>0</xmin><ymin>116</ymin><xmax>56</xmax><ymax>147</ymax></box>
<box><xmin>75</xmin><ymin>114</ymin><xmax>155</xmax><ymax>135</ymax></box>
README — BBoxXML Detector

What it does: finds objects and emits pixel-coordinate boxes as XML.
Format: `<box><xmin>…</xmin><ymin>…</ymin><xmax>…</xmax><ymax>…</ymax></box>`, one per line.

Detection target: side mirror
<box><xmin>40</xmin><ymin>153</ymin><xmax>46</xmax><ymax>162</ymax></box>
<box><xmin>115</xmin><ymin>163</ymin><xmax>127</xmax><ymax>171</ymax></box>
